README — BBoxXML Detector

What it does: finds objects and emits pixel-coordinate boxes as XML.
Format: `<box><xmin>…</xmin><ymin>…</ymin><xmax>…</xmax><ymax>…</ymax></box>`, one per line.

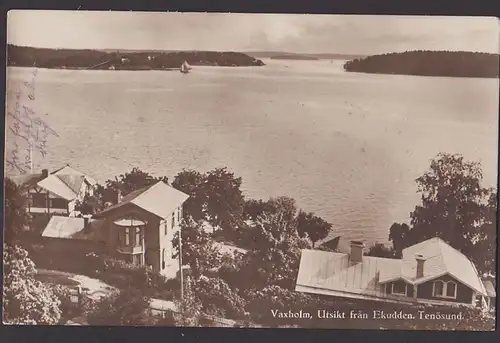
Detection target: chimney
<box><xmin>41</xmin><ymin>169</ymin><xmax>48</xmax><ymax>178</ymax></box>
<box><xmin>349</xmin><ymin>240</ymin><xmax>364</xmax><ymax>263</ymax></box>
<box><xmin>117</xmin><ymin>189</ymin><xmax>122</xmax><ymax>203</ymax></box>
<box><xmin>416</xmin><ymin>254</ymin><xmax>425</xmax><ymax>278</ymax></box>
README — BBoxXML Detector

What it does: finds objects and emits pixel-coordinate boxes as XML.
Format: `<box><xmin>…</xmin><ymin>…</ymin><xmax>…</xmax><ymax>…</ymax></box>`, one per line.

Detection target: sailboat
<box><xmin>180</xmin><ymin>61</ymin><xmax>192</xmax><ymax>74</ymax></box>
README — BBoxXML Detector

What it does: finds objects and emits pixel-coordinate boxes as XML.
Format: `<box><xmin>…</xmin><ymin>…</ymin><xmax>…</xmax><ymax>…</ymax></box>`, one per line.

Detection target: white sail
<box><xmin>180</xmin><ymin>61</ymin><xmax>192</xmax><ymax>73</ymax></box>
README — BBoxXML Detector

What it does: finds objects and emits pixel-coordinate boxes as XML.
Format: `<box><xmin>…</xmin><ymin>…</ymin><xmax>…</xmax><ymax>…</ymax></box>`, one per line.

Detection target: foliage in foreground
<box><xmin>87</xmin><ymin>288</ymin><xmax>155</xmax><ymax>326</ymax></box>
<box><xmin>3</xmin><ymin>244</ymin><xmax>62</xmax><ymax>325</ymax></box>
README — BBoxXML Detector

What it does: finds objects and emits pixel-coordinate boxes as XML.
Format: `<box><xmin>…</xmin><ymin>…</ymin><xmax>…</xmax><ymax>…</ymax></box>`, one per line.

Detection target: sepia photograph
<box><xmin>3</xmin><ymin>11</ymin><xmax>499</xmax><ymax>330</ymax></box>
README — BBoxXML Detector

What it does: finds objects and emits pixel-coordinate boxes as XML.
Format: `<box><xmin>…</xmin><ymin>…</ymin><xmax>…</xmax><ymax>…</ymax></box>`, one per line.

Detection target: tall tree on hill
<box><xmin>387</xmin><ymin>153</ymin><xmax>496</xmax><ymax>274</ymax></box>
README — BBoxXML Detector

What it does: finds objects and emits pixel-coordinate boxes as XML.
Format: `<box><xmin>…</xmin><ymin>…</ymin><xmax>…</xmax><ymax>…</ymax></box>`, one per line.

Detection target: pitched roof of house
<box><xmin>296</xmin><ymin>249</ymin><xmax>401</xmax><ymax>299</ymax></box>
<box><xmin>41</xmin><ymin>216</ymin><xmax>106</xmax><ymax>241</ymax></box>
<box><xmin>38</xmin><ymin>175</ymin><xmax>79</xmax><ymax>200</ymax></box>
<box><xmin>95</xmin><ymin>181</ymin><xmax>189</xmax><ymax>219</ymax></box>
<box><xmin>296</xmin><ymin>237</ymin><xmax>487</xmax><ymax>299</ymax></box>
<box><xmin>11</xmin><ymin>165</ymin><xmax>95</xmax><ymax>200</ymax></box>
<box><xmin>52</xmin><ymin>165</ymin><xmax>97</xmax><ymax>185</ymax></box>
<box><xmin>388</xmin><ymin>237</ymin><xmax>486</xmax><ymax>295</ymax></box>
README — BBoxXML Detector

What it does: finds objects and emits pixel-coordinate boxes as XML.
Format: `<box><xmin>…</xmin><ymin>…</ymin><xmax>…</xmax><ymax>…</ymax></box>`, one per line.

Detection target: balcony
<box><xmin>117</xmin><ymin>245</ymin><xmax>144</xmax><ymax>254</ymax></box>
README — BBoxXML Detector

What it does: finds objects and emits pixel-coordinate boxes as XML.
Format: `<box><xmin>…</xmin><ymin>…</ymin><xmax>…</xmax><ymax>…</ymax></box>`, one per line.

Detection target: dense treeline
<box><xmin>7</xmin><ymin>44</ymin><xmax>265</xmax><ymax>70</ymax></box>
<box><xmin>344</xmin><ymin>50</ymin><xmax>499</xmax><ymax>78</ymax></box>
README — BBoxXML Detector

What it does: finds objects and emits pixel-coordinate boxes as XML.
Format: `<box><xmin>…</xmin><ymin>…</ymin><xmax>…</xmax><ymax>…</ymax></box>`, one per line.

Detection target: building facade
<box><xmin>93</xmin><ymin>181</ymin><xmax>189</xmax><ymax>274</ymax></box>
<box><xmin>12</xmin><ymin>165</ymin><xmax>97</xmax><ymax>218</ymax></box>
<box><xmin>296</xmin><ymin>237</ymin><xmax>495</xmax><ymax>309</ymax></box>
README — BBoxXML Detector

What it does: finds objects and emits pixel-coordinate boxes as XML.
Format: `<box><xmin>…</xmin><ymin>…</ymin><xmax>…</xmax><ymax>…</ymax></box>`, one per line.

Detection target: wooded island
<box><xmin>343</xmin><ymin>50</ymin><xmax>499</xmax><ymax>78</ymax></box>
<box><xmin>7</xmin><ymin>45</ymin><xmax>265</xmax><ymax>70</ymax></box>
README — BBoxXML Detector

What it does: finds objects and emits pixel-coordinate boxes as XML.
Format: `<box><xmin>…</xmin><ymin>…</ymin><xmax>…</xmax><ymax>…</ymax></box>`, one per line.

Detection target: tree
<box><xmin>3</xmin><ymin>244</ymin><xmax>62</xmax><ymax>325</ymax></box>
<box><xmin>4</xmin><ymin>178</ymin><xmax>31</xmax><ymax>243</ymax></box>
<box><xmin>172</xmin><ymin>167</ymin><xmax>245</xmax><ymax>234</ymax></box>
<box><xmin>385</xmin><ymin>153</ymin><xmax>495</xmax><ymax>274</ymax></box>
<box><xmin>75</xmin><ymin>168</ymin><xmax>169</xmax><ymax>214</ymax></box>
<box><xmin>194</xmin><ymin>276</ymin><xmax>247</xmax><ymax>320</ymax></box>
<box><xmin>172</xmin><ymin>169</ymin><xmax>207</xmax><ymax>222</ymax></box>
<box><xmin>203</xmin><ymin>167</ymin><xmax>245</xmax><ymax>233</ymax></box>
<box><xmin>409</xmin><ymin>153</ymin><xmax>489</xmax><ymax>248</ymax></box>
<box><xmin>172</xmin><ymin>219</ymin><xmax>222</xmax><ymax>278</ymax></box>
<box><xmin>471</xmin><ymin>189</ymin><xmax>497</xmax><ymax>275</ymax></box>
<box><xmin>173</xmin><ymin>275</ymin><xmax>202</xmax><ymax>326</ymax></box>
<box><xmin>366</xmin><ymin>242</ymin><xmax>396</xmax><ymax>258</ymax></box>
<box><xmin>296</xmin><ymin>210</ymin><xmax>332</xmax><ymax>247</ymax></box>
<box><xmin>239</xmin><ymin>197</ymin><xmax>313</xmax><ymax>289</ymax></box>
<box><xmin>388</xmin><ymin>222</ymin><xmax>410</xmax><ymax>258</ymax></box>
<box><xmin>243</xmin><ymin>199</ymin><xmax>273</xmax><ymax>221</ymax></box>
<box><xmin>87</xmin><ymin>288</ymin><xmax>154</xmax><ymax>326</ymax></box>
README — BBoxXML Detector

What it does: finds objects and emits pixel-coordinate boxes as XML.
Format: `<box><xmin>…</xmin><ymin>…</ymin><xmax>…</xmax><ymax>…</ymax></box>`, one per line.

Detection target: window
<box><xmin>178</xmin><ymin>207</ymin><xmax>182</xmax><ymax>221</ymax></box>
<box><xmin>446</xmin><ymin>281</ymin><xmax>457</xmax><ymax>298</ymax></box>
<box><xmin>172</xmin><ymin>212</ymin><xmax>176</xmax><ymax>228</ymax></box>
<box><xmin>50</xmin><ymin>198</ymin><xmax>68</xmax><ymax>209</ymax></box>
<box><xmin>124</xmin><ymin>227</ymin><xmax>130</xmax><ymax>246</ymax></box>
<box><xmin>135</xmin><ymin>227</ymin><xmax>142</xmax><ymax>246</ymax></box>
<box><xmin>162</xmin><ymin>249</ymin><xmax>166</xmax><ymax>270</ymax></box>
<box><xmin>433</xmin><ymin>280</ymin><xmax>444</xmax><ymax>296</ymax></box>
<box><xmin>164</xmin><ymin>221</ymin><xmax>167</xmax><ymax>235</ymax></box>
<box><xmin>32</xmin><ymin>193</ymin><xmax>46</xmax><ymax>207</ymax></box>
<box><xmin>433</xmin><ymin>280</ymin><xmax>457</xmax><ymax>299</ymax></box>
<box><xmin>391</xmin><ymin>280</ymin><xmax>407</xmax><ymax>296</ymax></box>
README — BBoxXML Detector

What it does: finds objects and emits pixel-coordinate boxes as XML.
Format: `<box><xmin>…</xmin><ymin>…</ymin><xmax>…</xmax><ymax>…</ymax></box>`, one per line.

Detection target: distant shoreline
<box><xmin>7</xmin><ymin>44</ymin><xmax>266</xmax><ymax>70</ymax></box>
<box><xmin>343</xmin><ymin>50</ymin><xmax>499</xmax><ymax>78</ymax></box>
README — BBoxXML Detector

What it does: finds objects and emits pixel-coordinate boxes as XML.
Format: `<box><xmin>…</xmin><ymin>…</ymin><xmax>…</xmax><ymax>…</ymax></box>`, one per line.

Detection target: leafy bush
<box><xmin>194</xmin><ymin>276</ymin><xmax>248</xmax><ymax>320</ymax></box>
<box><xmin>3</xmin><ymin>244</ymin><xmax>62</xmax><ymax>325</ymax></box>
<box><xmin>87</xmin><ymin>288</ymin><xmax>155</xmax><ymax>326</ymax></box>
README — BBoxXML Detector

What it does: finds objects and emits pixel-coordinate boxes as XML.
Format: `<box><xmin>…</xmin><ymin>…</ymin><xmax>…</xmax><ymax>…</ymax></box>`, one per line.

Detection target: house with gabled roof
<box><xmin>92</xmin><ymin>180</ymin><xmax>189</xmax><ymax>276</ymax></box>
<box><xmin>295</xmin><ymin>237</ymin><xmax>495</xmax><ymax>309</ymax></box>
<box><xmin>11</xmin><ymin>165</ymin><xmax>97</xmax><ymax>218</ymax></box>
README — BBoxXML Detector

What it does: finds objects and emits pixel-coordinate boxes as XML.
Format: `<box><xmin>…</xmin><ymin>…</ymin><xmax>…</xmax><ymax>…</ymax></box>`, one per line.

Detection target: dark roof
<box><xmin>10</xmin><ymin>173</ymin><xmax>45</xmax><ymax>189</ymax></box>
<box><xmin>56</xmin><ymin>174</ymin><xmax>86</xmax><ymax>194</ymax></box>
<box><xmin>319</xmin><ymin>236</ymin><xmax>341</xmax><ymax>250</ymax></box>
<box><xmin>93</xmin><ymin>186</ymin><xmax>151</xmax><ymax>218</ymax></box>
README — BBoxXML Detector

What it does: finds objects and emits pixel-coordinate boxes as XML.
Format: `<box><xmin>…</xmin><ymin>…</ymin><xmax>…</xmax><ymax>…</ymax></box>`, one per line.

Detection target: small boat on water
<box><xmin>180</xmin><ymin>61</ymin><xmax>192</xmax><ymax>74</ymax></box>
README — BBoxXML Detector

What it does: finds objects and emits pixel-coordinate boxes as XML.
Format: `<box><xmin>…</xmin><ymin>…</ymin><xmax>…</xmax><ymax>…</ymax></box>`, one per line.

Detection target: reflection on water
<box><xmin>5</xmin><ymin>60</ymin><xmax>498</xmax><ymax>244</ymax></box>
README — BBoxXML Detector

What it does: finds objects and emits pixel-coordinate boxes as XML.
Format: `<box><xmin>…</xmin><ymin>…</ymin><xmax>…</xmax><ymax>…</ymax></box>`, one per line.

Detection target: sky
<box><xmin>7</xmin><ymin>11</ymin><xmax>500</xmax><ymax>54</ymax></box>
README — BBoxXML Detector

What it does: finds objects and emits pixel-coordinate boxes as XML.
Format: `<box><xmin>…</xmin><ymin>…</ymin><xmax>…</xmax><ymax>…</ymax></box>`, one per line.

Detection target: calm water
<box><xmin>5</xmin><ymin>59</ymin><xmax>499</xmax><ymax>244</ymax></box>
